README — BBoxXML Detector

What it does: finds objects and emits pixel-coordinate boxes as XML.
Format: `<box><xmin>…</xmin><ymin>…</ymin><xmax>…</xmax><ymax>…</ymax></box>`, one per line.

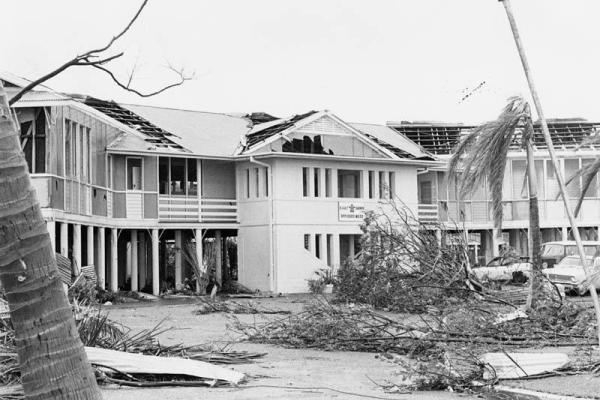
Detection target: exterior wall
<box><xmin>236</xmin><ymin>156</ymin><xmax>420</xmax><ymax>293</ymax></box>
<box><xmin>202</xmin><ymin>160</ymin><xmax>236</xmax><ymax>199</ymax></box>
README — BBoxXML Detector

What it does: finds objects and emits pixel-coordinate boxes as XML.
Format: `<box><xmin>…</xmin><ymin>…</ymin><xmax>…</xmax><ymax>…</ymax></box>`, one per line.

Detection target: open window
<box><xmin>126</xmin><ymin>158</ymin><xmax>142</xmax><ymax>190</ymax></box>
<box><xmin>337</xmin><ymin>170</ymin><xmax>361</xmax><ymax>198</ymax></box>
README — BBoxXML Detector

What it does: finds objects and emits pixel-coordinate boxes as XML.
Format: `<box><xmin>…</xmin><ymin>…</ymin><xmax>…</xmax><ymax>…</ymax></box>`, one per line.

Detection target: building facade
<box><xmin>4</xmin><ymin>73</ymin><xmax>440</xmax><ymax>295</ymax></box>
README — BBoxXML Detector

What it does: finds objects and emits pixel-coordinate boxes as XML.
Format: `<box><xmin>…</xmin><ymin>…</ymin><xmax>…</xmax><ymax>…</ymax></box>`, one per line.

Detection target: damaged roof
<box><xmin>388</xmin><ymin>120</ymin><xmax>600</xmax><ymax>155</ymax></box>
<box><xmin>244</xmin><ymin>111</ymin><xmax>318</xmax><ymax>150</ymax></box>
<box><xmin>351</xmin><ymin>122</ymin><xmax>434</xmax><ymax>160</ymax></box>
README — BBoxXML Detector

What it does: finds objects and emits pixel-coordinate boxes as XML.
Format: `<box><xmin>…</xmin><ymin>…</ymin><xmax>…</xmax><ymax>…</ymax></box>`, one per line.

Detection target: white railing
<box><xmin>417</xmin><ymin>204</ymin><xmax>439</xmax><ymax>223</ymax></box>
<box><xmin>159</xmin><ymin>196</ymin><xmax>200</xmax><ymax>221</ymax></box>
<box><xmin>201</xmin><ymin>199</ymin><xmax>238</xmax><ymax>223</ymax></box>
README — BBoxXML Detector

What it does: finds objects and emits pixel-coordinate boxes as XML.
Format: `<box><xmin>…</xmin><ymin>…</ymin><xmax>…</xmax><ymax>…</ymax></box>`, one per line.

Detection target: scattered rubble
<box><xmin>195</xmin><ymin>298</ymin><xmax>291</xmax><ymax>315</ymax></box>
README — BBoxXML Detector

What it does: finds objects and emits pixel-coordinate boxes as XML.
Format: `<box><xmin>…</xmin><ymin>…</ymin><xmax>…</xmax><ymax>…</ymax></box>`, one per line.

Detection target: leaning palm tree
<box><xmin>498</xmin><ymin>0</ymin><xmax>600</xmax><ymax>345</ymax></box>
<box><xmin>448</xmin><ymin>96</ymin><xmax>543</xmax><ymax>308</ymax></box>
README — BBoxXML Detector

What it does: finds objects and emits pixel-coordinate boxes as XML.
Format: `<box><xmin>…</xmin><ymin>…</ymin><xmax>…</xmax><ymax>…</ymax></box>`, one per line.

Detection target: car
<box><xmin>541</xmin><ymin>241</ymin><xmax>600</xmax><ymax>269</ymax></box>
<box><xmin>542</xmin><ymin>255</ymin><xmax>600</xmax><ymax>295</ymax></box>
<box><xmin>471</xmin><ymin>256</ymin><xmax>531</xmax><ymax>282</ymax></box>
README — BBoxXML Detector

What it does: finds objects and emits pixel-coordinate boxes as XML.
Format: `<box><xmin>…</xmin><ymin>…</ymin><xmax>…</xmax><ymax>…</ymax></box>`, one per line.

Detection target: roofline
<box><xmin>106</xmin><ymin>148</ymin><xmax>233</xmax><ymax>160</ymax></box>
<box><xmin>237</xmin><ymin>151</ymin><xmax>444</xmax><ymax>166</ymax></box>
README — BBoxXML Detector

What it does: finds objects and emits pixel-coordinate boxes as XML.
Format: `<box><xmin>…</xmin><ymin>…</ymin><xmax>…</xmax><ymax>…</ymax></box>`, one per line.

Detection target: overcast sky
<box><xmin>3</xmin><ymin>1</ymin><xmax>600</xmax><ymax>125</ymax></box>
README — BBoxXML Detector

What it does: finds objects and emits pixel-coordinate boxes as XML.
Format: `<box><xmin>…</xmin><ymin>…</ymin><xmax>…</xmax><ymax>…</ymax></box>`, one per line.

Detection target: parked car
<box><xmin>471</xmin><ymin>256</ymin><xmax>531</xmax><ymax>282</ymax></box>
<box><xmin>541</xmin><ymin>241</ymin><xmax>600</xmax><ymax>269</ymax></box>
<box><xmin>542</xmin><ymin>255</ymin><xmax>600</xmax><ymax>295</ymax></box>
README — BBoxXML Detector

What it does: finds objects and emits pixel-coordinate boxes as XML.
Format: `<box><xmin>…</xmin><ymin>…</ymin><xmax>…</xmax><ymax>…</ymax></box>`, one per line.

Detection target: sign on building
<box><xmin>338</xmin><ymin>202</ymin><xmax>366</xmax><ymax>222</ymax></box>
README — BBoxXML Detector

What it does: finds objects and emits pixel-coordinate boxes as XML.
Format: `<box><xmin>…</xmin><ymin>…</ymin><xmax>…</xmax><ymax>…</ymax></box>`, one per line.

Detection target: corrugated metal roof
<box><xmin>351</xmin><ymin>122</ymin><xmax>434</xmax><ymax>160</ymax></box>
<box><xmin>122</xmin><ymin>104</ymin><xmax>250</xmax><ymax>157</ymax></box>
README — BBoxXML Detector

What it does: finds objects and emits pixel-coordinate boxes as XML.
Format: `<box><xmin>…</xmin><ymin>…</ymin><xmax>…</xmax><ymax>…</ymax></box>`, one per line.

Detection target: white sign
<box><xmin>338</xmin><ymin>202</ymin><xmax>366</xmax><ymax>222</ymax></box>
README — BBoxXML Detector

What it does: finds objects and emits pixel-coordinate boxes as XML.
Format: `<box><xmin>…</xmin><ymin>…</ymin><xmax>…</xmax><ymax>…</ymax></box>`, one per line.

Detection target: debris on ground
<box><xmin>195</xmin><ymin>298</ymin><xmax>291</xmax><ymax>315</ymax></box>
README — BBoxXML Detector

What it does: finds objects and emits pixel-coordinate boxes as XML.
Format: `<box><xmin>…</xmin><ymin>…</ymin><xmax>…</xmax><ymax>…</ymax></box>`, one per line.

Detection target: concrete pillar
<box><xmin>492</xmin><ymin>228</ymin><xmax>500</xmax><ymax>257</ymax></box>
<box><xmin>86</xmin><ymin>225</ymin><xmax>94</xmax><ymax>268</ymax></box>
<box><xmin>195</xmin><ymin>229</ymin><xmax>203</xmax><ymax>293</ymax></box>
<box><xmin>126</xmin><ymin>241</ymin><xmax>132</xmax><ymax>281</ymax></box>
<box><xmin>215</xmin><ymin>230</ymin><xmax>223</xmax><ymax>285</ymax></box>
<box><xmin>332</xmin><ymin>233</ymin><xmax>341</xmax><ymax>273</ymax></box>
<box><xmin>348</xmin><ymin>235</ymin><xmax>356</xmax><ymax>258</ymax></box>
<box><xmin>174</xmin><ymin>230</ymin><xmax>183</xmax><ymax>289</ymax></box>
<box><xmin>131</xmin><ymin>230</ymin><xmax>138</xmax><ymax>292</ymax></box>
<box><xmin>97</xmin><ymin>227</ymin><xmax>105</xmax><ymax>290</ymax></box>
<box><xmin>436</xmin><ymin>230</ymin><xmax>442</xmax><ymax>247</ymax></box>
<box><xmin>318</xmin><ymin>234</ymin><xmax>326</xmax><ymax>261</ymax></box>
<box><xmin>60</xmin><ymin>222</ymin><xmax>68</xmax><ymax>257</ymax></box>
<box><xmin>139</xmin><ymin>232</ymin><xmax>146</xmax><ymax>290</ymax></box>
<box><xmin>110</xmin><ymin>228</ymin><xmax>118</xmax><ymax>292</ymax></box>
<box><xmin>374</xmin><ymin>171</ymin><xmax>380</xmax><ymax>199</ymax></box>
<box><xmin>152</xmin><ymin>229</ymin><xmax>159</xmax><ymax>295</ymax></box>
<box><xmin>46</xmin><ymin>220</ymin><xmax>56</xmax><ymax>251</ymax></box>
<box><xmin>562</xmin><ymin>226</ymin><xmax>569</xmax><ymax>242</ymax></box>
<box><xmin>380</xmin><ymin>171</ymin><xmax>389</xmax><ymax>199</ymax></box>
<box><xmin>72</xmin><ymin>224</ymin><xmax>81</xmax><ymax>275</ymax></box>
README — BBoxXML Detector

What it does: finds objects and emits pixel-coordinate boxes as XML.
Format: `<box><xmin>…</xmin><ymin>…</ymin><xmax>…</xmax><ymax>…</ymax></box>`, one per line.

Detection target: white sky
<box><xmin>3</xmin><ymin>0</ymin><xmax>600</xmax><ymax>125</ymax></box>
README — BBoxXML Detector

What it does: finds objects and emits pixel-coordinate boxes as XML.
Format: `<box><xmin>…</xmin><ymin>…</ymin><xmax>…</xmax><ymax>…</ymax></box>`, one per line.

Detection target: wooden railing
<box><xmin>158</xmin><ymin>196</ymin><xmax>238</xmax><ymax>223</ymax></box>
<box><xmin>201</xmin><ymin>199</ymin><xmax>238</xmax><ymax>223</ymax></box>
<box><xmin>417</xmin><ymin>203</ymin><xmax>439</xmax><ymax>223</ymax></box>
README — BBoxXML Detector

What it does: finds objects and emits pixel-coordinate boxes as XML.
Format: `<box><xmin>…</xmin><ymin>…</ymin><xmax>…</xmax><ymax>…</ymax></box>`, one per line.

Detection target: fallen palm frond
<box><xmin>195</xmin><ymin>298</ymin><xmax>291</xmax><ymax>315</ymax></box>
<box><xmin>182</xmin><ymin>241</ymin><xmax>210</xmax><ymax>294</ymax></box>
<box><xmin>0</xmin><ymin>304</ymin><xmax>265</xmax><ymax>396</ymax></box>
<box><xmin>231</xmin><ymin>297</ymin><xmax>598</xmax><ymax>391</ymax></box>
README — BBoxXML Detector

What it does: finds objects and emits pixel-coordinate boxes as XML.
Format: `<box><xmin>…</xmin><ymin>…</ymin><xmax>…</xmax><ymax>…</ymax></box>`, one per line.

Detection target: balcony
<box><xmin>417</xmin><ymin>204</ymin><xmax>439</xmax><ymax>223</ymax></box>
<box><xmin>159</xmin><ymin>196</ymin><xmax>238</xmax><ymax>223</ymax></box>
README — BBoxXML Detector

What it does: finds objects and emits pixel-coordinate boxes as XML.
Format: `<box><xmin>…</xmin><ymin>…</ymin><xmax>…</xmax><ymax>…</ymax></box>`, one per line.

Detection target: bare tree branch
<box><xmin>91</xmin><ymin>65</ymin><xmax>193</xmax><ymax>97</ymax></box>
<box><xmin>8</xmin><ymin>0</ymin><xmax>187</xmax><ymax>106</ymax></box>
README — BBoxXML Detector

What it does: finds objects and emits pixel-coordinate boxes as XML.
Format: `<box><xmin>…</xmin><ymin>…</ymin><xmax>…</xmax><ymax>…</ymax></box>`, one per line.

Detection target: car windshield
<box><xmin>542</xmin><ymin>244</ymin><xmax>564</xmax><ymax>257</ymax></box>
<box><xmin>565</xmin><ymin>245</ymin><xmax>597</xmax><ymax>257</ymax></box>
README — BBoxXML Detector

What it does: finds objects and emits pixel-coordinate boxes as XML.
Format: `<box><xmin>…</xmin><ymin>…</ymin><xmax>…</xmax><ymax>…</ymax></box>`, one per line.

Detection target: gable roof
<box><xmin>389</xmin><ymin>120</ymin><xmax>600</xmax><ymax>155</ymax></box>
<box><xmin>351</xmin><ymin>122</ymin><xmax>434</xmax><ymax>160</ymax></box>
<box><xmin>244</xmin><ymin>110</ymin><xmax>318</xmax><ymax>149</ymax></box>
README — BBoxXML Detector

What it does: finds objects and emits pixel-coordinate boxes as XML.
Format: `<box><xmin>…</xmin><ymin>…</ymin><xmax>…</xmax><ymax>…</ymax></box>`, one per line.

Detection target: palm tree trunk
<box><xmin>500</xmin><ymin>0</ymin><xmax>600</xmax><ymax>344</ymax></box>
<box><xmin>525</xmin><ymin>131</ymin><xmax>543</xmax><ymax>309</ymax></box>
<box><xmin>0</xmin><ymin>82</ymin><xmax>102</xmax><ymax>398</ymax></box>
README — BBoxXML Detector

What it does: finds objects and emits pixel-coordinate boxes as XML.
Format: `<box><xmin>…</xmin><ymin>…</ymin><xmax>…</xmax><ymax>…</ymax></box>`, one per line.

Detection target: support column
<box><xmin>561</xmin><ymin>226</ymin><xmax>569</xmax><ymax>241</ymax></box>
<box><xmin>152</xmin><ymin>229</ymin><xmax>159</xmax><ymax>296</ymax></box>
<box><xmin>374</xmin><ymin>171</ymin><xmax>380</xmax><ymax>199</ymax></box>
<box><xmin>332</xmin><ymin>233</ymin><xmax>341</xmax><ymax>273</ymax></box>
<box><xmin>110</xmin><ymin>228</ymin><xmax>118</xmax><ymax>292</ymax></box>
<box><xmin>131</xmin><ymin>230</ymin><xmax>138</xmax><ymax>292</ymax></box>
<box><xmin>126</xmin><ymin>241</ymin><xmax>132</xmax><ymax>283</ymax></box>
<box><xmin>138</xmin><ymin>232</ymin><xmax>146</xmax><ymax>290</ymax></box>
<box><xmin>47</xmin><ymin>220</ymin><xmax>56</xmax><ymax>252</ymax></box>
<box><xmin>60</xmin><ymin>222</ymin><xmax>68</xmax><ymax>257</ymax></box>
<box><xmin>195</xmin><ymin>229</ymin><xmax>203</xmax><ymax>293</ymax></box>
<box><xmin>97</xmin><ymin>227</ymin><xmax>105</xmax><ymax>290</ymax></box>
<box><xmin>86</xmin><ymin>225</ymin><xmax>94</xmax><ymax>269</ymax></box>
<box><xmin>436</xmin><ymin>230</ymin><xmax>442</xmax><ymax>248</ymax></box>
<box><xmin>348</xmin><ymin>235</ymin><xmax>355</xmax><ymax>258</ymax></box>
<box><xmin>174</xmin><ymin>230</ymin><xmax>183</xmax><ymax>289</ymax></box>
<box><xmin>492</xmin><ymin>228</ymin><xmax>500</xmax><ymax>257</ymax></box>
<box><xmin>331</xmin><ymin>168</ymin><xmax>338</xmax><ymax>198</ymax></box>
<box><xmin>318</xmin><ymin>234</ymin><xmax>326</xmax><ymax>261</ymax></box>
<box><xmin>73</xmin><ymin>224</ymin><xmax>81</xmax><ymax>275</ymax></box>
<box><xmin>215</xmin><ymin>230</ymin><xmax>222</xmax><ymax>285</ymax></box>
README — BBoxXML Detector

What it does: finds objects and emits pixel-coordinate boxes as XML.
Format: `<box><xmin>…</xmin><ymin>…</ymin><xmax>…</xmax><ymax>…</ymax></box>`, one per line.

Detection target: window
<box><xmin>315</xmin><ymin>234</ymin><xmax>322</xmax><ymax>259</ymax></box>
<box><xmin>264</xmin><ymin>167</ymin><xmax>269</xmax><ymax>197</ymax></box>
<box><xmin>368</xmin><ymin>171</ymin><xmax>375</xmax><ymax>199</ymax></box>
<box><xmin>126</xmin><ymin>158</ymin><xmax>142</xmax><ymax>190</ymax></box>
<box><xmin>325</xmin><ymin>168</ymin><xmax>332</xmax><ymax>197</ymax></box>
<box><xmin>564</xmin><ymin>159</ymin><xmax>580</xmax><ymax>199</ymax></box>
<box><xmin>546</xmin><ymin>159</ymin><xmax>560</xmax><ymax>199</ymax></box>
<box><xmin>378</xmin><ymin>171</ymin><xmax>386</xmax><ymax>198</ymax></box>
<box><xmin>64</xmin><ymin>121</ymin><xmax>72</xmax><ymax>176</ymax></box>
<box><xmin>170</xmin><ymin>158</ymin><xmax>186</xmax><ymax>195</ymax></box>
<box><xmin>255</xmin><ymin>168</ymin><xmax>260</xmax><ymax>197</ymax></box>
<box><xmin>246</xmin><ymin>169</ymin><xmax>250</xmax><ymax>198</ymax></box>
<box><xmin>63</xmin><ymin>119</ymin><xmax>90</xmax><ymax>180</ymax></box>
<box><xmin>159</xmin><ymin>157</ymin><xmax>169</xmax><ymax>194</ymax></box>
<box><xmin>304</xmin><ymin>234</ymin><xmax>311</xmax><ymax>251</ymax></box>
<box><xmin>582</xmin><ymin>159</ymin><xmax>598</xmax><ymax>198</ymax></box>
<box><xmin>302</xmin><ymin>167</ymin><xmax>309</xmax><ymax>197</ymax></box>
<box><xmin>388</xmin><ymin>172</ymin><xmax>395</xmax><ymax>198</ymax></box>
<box><xmin>314</xmin><ymin>168</ymin><xmax>320</xmax><ymax>197</ymax></box>
<box><xmin>81</xmin><ymin>126</ymin><xmax>89</xmax><ymax>183</ymax></box>
<box><xmin>419</xmin><ymin>181</ymin><xmax>433</xmax><ymax>204</ymax></box>
<box><xmin>512</xmin><ymin>160</ymin><xmax>527</xmax><ymax>199</ymax></box>
<box><xmin>337</xmin><ymin>169</ymin><xmax>361</xmax><ymax>198</ymax></box>
<box><xmin>187</xmin><ymin>159</ymin><xmax>198</xmax><ymax>195</ymax></box>
<box><xmin>20</xmin><ymin>109</ymin><xmax>47</xmax><ymax>174</ymax></box>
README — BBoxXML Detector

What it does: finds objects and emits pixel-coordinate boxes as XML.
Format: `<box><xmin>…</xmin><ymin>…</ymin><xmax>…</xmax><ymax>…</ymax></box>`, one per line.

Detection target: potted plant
<box><xmin>318</xmin><ymin>268</ymin><xmax>335</xmax><ymax>294</ymax></box>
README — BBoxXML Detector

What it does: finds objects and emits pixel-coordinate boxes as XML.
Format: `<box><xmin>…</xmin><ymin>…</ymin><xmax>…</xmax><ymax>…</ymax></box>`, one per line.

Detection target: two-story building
<box><xmin>390</xmin><ymin>120</ymin><xmax>600</xmax><ymax>265</ymax></box>
<box><xmin>3</xmin><ymin>72</ymin><xmax>441</xmax><ymax>295</ymax></box>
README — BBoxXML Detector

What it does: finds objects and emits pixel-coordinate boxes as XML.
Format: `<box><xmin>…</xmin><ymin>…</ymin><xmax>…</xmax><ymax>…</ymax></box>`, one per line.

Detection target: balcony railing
<box><xmin>201</xmin><ymin>199</ymin><xmax>238</xmax><ymax>223</ymax></box>
<box><xmin>159</xmin><ymin>196</ymin><xmax>238</xmax><ymax>223</ymax></box>
<box><xmin>417</xmin><ymin>204</ymin><xmax>439</xmax><ymax>223</ymax></box>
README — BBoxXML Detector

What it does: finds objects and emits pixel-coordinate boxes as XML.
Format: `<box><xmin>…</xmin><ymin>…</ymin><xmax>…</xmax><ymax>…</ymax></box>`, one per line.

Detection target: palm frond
<box><xmin>448</xmin><ymin>96</ymin><xmax>529</xmax><ymax>230</ymax></box>
<box><xmin>566</xmin><ymin>157</ymin><xmax>600</xmax><ymax>217</ymax></box>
